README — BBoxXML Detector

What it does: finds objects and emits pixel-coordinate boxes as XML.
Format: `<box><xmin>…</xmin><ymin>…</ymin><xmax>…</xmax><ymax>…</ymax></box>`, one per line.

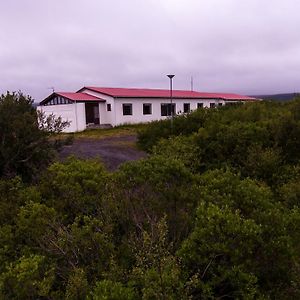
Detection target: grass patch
<box><xmin>60</xmin><ymin>124</ymin><xmax>147</xmax><ymax>140</ymax></box>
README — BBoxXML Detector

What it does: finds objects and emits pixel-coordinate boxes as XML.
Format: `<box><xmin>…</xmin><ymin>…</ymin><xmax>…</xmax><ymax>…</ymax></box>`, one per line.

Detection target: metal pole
<box><xmin>75</xmin><ymin>100</ymin><xmax>79</xmax><ymax>132</ymax></box>
<box><xmin>167</xmin><ymin>74</ymin><xmax>175</xmax><ymax>133</ymax></box>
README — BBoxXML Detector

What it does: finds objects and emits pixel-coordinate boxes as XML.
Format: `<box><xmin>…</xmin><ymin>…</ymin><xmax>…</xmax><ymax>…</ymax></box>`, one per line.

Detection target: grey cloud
<box><xmin>0</xmin><ymin>0</ymin><xmax>300</xmax><ymax>101</ymax></box>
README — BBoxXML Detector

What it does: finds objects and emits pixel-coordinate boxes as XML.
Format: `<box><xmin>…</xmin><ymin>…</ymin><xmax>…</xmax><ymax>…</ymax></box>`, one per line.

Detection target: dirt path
<box><xmin>58</xmin><ymin>135</ymin><xmax>147</xmax><ymax>171</ymax></box>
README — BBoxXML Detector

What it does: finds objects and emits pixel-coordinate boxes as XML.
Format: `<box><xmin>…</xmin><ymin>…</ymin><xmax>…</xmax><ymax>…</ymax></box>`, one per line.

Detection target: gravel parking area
<box><xmin>58</xmin><ymin>135</ymin><xmax>147</xmax><ymax>171</ymax></box>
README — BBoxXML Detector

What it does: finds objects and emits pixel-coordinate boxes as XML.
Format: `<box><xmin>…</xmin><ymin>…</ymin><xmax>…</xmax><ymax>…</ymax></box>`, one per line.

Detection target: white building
<box><xmin>38</xmin><ymin>87</ymin><xmax>258</xmax><ymax>132</ymax></box>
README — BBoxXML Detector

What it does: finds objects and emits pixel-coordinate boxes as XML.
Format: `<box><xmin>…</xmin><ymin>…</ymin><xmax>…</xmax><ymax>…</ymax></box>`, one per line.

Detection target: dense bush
<box><xmin>0</xmin><ymin>92</ymin><xmax>69</xmax><ymax>182</ymax></box>
<box><xmin>1</xmin><ymin>158</ymin><xmax>300</xmax><ymax>298</ymax></box>
<box><xmin>140</xmin><ymin>99</ymin><xmax>300</xmax><ymax>186</ymax></box>
<box><xmin>0</xmin><ymin>98</ymin><xmax>300</xmax><ymax>298</ymax></box>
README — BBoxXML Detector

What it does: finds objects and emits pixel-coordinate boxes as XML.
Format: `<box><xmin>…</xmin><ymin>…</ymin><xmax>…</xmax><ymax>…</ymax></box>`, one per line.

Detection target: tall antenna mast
<box><xmin>191</xmin><ymin>76</ymin><xmax>194</xmax><ymax>92</ymax></box>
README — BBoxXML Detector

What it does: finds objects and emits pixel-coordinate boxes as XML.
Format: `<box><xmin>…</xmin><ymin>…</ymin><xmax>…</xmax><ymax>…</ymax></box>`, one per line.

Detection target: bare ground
<box><xmin>58</xmin><ymin>134</ymin><xmax>147</xmax><ymax>171</ymax></box>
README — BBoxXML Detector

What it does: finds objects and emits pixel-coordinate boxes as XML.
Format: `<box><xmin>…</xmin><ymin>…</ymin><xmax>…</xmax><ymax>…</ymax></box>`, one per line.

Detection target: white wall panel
<box><xmin>37</xmin><ymin>103</ymin><xmax>86</xmax><ymax>132</ymax></box>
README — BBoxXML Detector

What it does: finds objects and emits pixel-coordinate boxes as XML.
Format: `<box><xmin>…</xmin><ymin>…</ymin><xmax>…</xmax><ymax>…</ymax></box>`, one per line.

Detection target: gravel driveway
<box><xmin>59</xmin><ymin>135</ymin><xmax>147</xmax><ymax>171</ymax></box>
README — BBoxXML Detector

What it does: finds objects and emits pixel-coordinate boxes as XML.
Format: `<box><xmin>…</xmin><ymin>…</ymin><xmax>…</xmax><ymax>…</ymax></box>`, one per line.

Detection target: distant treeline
<box><xmin>253</xmin><ymin>92</ymin><xmax>299</xmax><ymax>102</ymax></box>
<box><xmin>0</xmin><ymin>94</ymin><xmax>300</xmax><ymax>299</ymax></box>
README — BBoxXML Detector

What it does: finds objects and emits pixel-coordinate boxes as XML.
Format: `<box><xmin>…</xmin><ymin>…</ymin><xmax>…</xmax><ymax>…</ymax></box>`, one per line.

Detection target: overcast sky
<box><xmin>1</xmin><ymin>0</ymin><xmax>300</xmax><ymax>101</ymax></box>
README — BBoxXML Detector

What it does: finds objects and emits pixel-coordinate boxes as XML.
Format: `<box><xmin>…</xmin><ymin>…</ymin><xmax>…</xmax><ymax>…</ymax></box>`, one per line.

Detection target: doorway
<box><xmin>85</xmin><ymin>103</ymin><xmax>100</xmax><ymax>125</ymax></box>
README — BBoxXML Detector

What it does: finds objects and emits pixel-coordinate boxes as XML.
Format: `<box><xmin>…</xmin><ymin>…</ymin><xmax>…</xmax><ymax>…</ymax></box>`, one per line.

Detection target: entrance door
<box><xmin>85</xmin><ymin>103</ymin><xmax>100</xmax><ymax>124</ymax></box>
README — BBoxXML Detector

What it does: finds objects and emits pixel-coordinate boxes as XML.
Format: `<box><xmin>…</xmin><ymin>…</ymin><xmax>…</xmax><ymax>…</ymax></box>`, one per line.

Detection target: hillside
<box><xmin>252</xmin><ymin>92</ymin><xmax>299</xmax><ymax>102</ymax></box>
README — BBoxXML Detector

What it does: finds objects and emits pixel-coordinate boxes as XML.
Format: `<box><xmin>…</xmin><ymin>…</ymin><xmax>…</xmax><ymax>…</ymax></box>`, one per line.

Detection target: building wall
<box><xmin>37</xmin><ymin>103</ymin><xmax>86</xmax><ymax>132</ymax></box>
<box><xmin>81</xmin><ymin>89</ymin><xmax>226</xmax><ymax>126</ymax></box>
<box><xmin>114</xmin><ymin>98</ymin><xmax>225</xmax><ymax>126</ymax></box>
<box><xmin>38</xmin><ymin>95</ymin><xmax>227</xmax><ymax>132</ymax></box>
<box><xmin>81</xmin><ymin>89</ymin><xmax>116</xmax><ymax>126</ymax></box>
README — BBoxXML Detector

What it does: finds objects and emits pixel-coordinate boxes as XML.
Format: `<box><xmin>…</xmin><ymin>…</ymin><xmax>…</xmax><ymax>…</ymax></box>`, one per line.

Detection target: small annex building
<box><xmin>38</xmin><ymin>87</ymin><xmax>258</xmax><ymax>132</ymax></box>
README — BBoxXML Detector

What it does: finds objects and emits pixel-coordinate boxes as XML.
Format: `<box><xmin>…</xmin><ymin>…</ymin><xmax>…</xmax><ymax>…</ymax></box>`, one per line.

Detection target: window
<box><xmin>225</xmin><ymin>102</ymin><xmax>241</xmax><ymax>106</ymax></box>
<box><xmin>210</xmin><ymin>103</ymin><xmax>216</xmax><ymax>108</ymax></box>
<box><xmin>197</xmin><ymin>103</ymin><xmax>203</xmax><ymax>109</ymax></box>
<box><xmin>218</xmin><ymin>103</ymin><xmax>223</xmax><ymax>107</ymax></box>
<box><xmin>183</xmin><ymin>103</ymin><xmax>190</xmax><ymax>113</ymax></box>
<box><xmin>107</xmin><ymin>104</ymin><xmax>111</xmax><ymax>111</ymax></box>
<box><xmin>161</xmin><ymin>103</ymin><xmax>176</xmax><ymax>116</ymax></box>
<box><xmin>123</xmin><ymin>103</ymin><xmax>132</xmax><ymax>115</ymax></box>
<box><xmin>143</xmin><ymin>103</ymin><xmax>152</xmax><ymax>115</ymax></box>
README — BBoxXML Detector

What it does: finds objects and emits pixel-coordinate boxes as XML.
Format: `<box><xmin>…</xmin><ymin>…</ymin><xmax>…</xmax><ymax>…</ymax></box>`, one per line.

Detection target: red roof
<box><xmin>56</xmin><ymin>92</ymin><xmax>104</xmax><ymax>101</ymax></box>
<box><xmin>82</xmin><ymin>87</ymin><xmax>215</xmax><ymax>98</ymax></box>
<box><xmin>81</xmin><ymin>87</ymin><xmax>257</xmax><ymax>101</ymax></box>
<box><xmin>40</xmin><ymin>92</ymin><xmax>104</xmax><ymax>105</ymax></box>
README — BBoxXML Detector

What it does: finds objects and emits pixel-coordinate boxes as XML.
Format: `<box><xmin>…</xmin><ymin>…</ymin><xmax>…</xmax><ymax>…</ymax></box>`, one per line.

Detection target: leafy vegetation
<box><xmin>0</xmin><ymin>92</ymin><xmax>69</xmax><ymax>181</ymax></box>
<box><xmin>0</xmin><ymin>95</ymin><xmax>300</xmax><ymax>298</ymax></box>
<box><xmin>138</xmin><ymin>100</ymin><xmax>300</xmax><ymax>184</ymax></box>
